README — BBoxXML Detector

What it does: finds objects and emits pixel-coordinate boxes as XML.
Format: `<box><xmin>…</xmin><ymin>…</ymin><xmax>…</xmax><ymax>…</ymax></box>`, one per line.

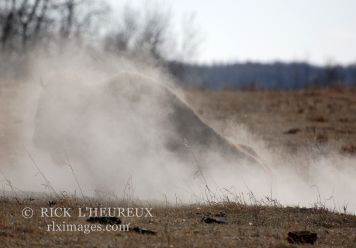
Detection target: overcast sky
<box><xmin>108</xmin><ymin>0</ymin><xmax>356</xmax><ymax>65</ymax></box>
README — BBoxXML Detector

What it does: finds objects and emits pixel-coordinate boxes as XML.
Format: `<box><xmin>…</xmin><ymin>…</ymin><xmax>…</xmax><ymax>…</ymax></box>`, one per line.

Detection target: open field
<box><xmin>186</xmin><ymin>87</ymin><xmax>356</xmax><ymax>156</ymax></box>
<box><xmin>0</xmin><ymin>0</ymin><xmax>355</xmax><ymax>246</ymax></box>
<box><xmin>0</xmin><ymin>86</ymin><xmax>356</xmax><ymax>247</ymax></box>
<box><xmin>1</xmin><ymin>197</ymin><xmax>356</xmax><ymax>248</ymax></box>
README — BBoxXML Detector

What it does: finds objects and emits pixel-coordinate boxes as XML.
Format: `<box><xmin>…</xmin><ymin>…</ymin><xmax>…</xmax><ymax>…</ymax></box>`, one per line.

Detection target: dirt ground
<box><xmin>1</xmin><ymin>87</ymin><xmax>356</xmax><ymax>247</ymax></box>
<box><xmin>0</xmin><ymin>197</ymin><xmax>356</xmax><ymax>247</ymax></box>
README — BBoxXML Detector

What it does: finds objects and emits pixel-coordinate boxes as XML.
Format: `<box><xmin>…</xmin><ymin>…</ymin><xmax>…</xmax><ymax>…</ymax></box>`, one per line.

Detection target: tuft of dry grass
<box><xmin>341</xmin><ymin>144</ymin><xmax>356</xmax><ymax>155</ymax></box>
<box><xmin>307</xmin><ymin>112</ymin><xmax>328</xmax><ymax>123</ymax></box>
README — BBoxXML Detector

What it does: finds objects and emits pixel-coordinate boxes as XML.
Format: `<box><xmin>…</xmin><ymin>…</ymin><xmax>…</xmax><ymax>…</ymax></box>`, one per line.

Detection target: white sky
<box><xmin>108</xmin><ymin>0</ymin><xmax>356</xmax><ymax>65</ymax></box>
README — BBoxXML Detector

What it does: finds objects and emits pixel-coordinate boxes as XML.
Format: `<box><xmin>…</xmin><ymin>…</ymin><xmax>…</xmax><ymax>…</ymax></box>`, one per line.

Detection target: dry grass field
<box><xmin>1</xmin><ymin>198</ymin><xmax>356</xmax><ymax>247</ymax></box>
<box><xmin>1</xmin><ymin>86</ymin><xmax>356</xmax><ymax>247</ymax></box>
<box><xmin>186</xmin><ymin>87</ymin><xmax>356</xmax><ymax>156</ymax></box>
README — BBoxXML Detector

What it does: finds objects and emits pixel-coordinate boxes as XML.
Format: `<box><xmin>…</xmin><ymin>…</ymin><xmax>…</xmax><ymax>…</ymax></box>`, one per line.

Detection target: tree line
<box><xmin>0</xmin><ymin>0</ymin><xmax>199</xmax><ymax>60</ymax></box>
<box><xmin>169</xmin><ymin>61</ymin><xmax>356</xmax><ymax>90</ymax></box>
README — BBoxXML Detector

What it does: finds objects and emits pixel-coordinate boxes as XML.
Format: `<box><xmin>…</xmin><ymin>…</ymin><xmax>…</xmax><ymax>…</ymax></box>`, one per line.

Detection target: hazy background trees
<box><xmin>0</xmin><ymin>0</ymin><xmax>200</xmax><ymax>60</ymax></box>
<box><xmin>0</xmin><ymin>0</ymin><xmax>109</xmax><ymax>53</ymax></box>
<box><xmin>103</xmin><ymin>3</ymin><xmax>201</xmax><ymax>63</ymax></box>
<box><xmin>104</xmin><ymin>4</ymin><xmax>172</xmax><ymax>60</ymax></box>
<box><xmin>1</xmin><ymin>0</ymin><xmax>355</xmax><ymax>88</ymax></box>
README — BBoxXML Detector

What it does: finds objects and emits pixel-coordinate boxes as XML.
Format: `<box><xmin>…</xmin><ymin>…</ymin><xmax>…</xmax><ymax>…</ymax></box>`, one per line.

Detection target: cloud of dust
<box><xmin>1</xmin><ymin>47</ymin><xmax>356</xmax><ymax>213</ymax></box>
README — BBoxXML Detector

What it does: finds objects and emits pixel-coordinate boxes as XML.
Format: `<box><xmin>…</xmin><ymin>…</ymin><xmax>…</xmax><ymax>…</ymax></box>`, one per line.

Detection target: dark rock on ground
<box><xmin>287</xmin><ymin>231</ymin><xmax>317</xmax><ymax>245</ymax></box>
<box><xmin>131</xmin><ymin>227</ymin><xmax>157</xmax><ymax>235</ymax></box>
<box><xmin>86</xmin><ymin>216</ymin><xmax>122</xmax><ymax>225</ymax></box>
<box><xmin>283</xmin><ymin>128</ymin><xmax>301</xmax><ymax>134</ymax></box>
<box><xmin>202</xmin><ymin>216</ymin><xmax>227</xmax><ymax>224</ymax></box>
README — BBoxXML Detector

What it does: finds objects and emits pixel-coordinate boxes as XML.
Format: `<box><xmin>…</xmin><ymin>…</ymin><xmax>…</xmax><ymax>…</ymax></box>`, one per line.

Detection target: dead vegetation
<box><xmin>1</xmin><ymin>86</ymin><xmax>356</xmax><ymax>247</ymax></box>
<box><xmin>185</xmin><ymin>87</ymin><xmax>356</xmax><ymax>156</ymax></box>
<box><xmin>0</xmin><ymin>196</ymin><xmax>356</xmax><ymax>247</ymax></box>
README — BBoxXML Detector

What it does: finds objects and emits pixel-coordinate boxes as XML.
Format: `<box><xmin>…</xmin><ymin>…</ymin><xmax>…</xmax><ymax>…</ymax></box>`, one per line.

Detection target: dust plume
<box><xmin>1</xmin><ymin>47</ymin><xmax>356</xmax><ymax>213</ymax></box>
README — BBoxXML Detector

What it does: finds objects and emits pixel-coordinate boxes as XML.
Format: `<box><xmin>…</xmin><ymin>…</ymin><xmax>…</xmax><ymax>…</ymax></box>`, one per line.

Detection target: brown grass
<box><xmin>1</xmin><ymin>86</ymin><xmax>356</xmax><ymax>247</ymax></box>
<box><xmin>185</xmin><ymin>87</ymin><xmax>356</xmax><ymax>155</ymax></box>
<box><xmin>1</xmin><ymin>197</ymin><xmax>356</xmax><ymax>247</ymax></box>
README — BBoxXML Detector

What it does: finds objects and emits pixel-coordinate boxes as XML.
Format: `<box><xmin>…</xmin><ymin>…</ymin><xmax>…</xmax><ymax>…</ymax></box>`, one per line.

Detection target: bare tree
<box><xmin>178</xmin><ymin>13</ymin><xmax>201</xmax><ymax>62</ymax></box>
<box><xmin>0</xmin><ymin>0</ymin><xmax>109</xmax><ymax>53</ymax></box>
<box><xmin>136</xmin><ymin>4</ymin><xmax>170</xmax><ymax>59</ymax></box>
<box><xmin>104</xmin><ymin>5</ymin><xmax>138</xmax><ymax>52</ymax></box>
<box><xmin>104</xmin><ymin>2</ymin><xmax>200</xmax><ymax>62</ymax></box>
